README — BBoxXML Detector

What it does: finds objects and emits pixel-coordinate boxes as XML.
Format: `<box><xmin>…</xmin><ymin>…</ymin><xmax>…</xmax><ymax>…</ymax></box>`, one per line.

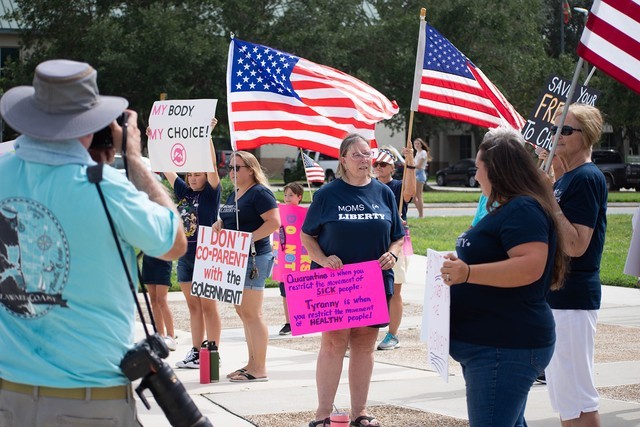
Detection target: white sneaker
<box><xmin>164</xmin><ymin>335</ymin><xmax>176</xmax><ymax>351</ymax></box>
<box><xmin>175</xmin><ymin>347</ymin><xmax>199</xmax><ymax>369</ymax></box>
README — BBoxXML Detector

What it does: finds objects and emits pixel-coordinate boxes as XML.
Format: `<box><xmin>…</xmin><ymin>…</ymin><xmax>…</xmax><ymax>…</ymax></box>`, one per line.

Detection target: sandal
<box><xmin>226</xmin><ymin>368</ymin><xmax>247</xmax><ymax>379</ymax></box>
<box><xmin>350</xmin><ymin>415</ymin><xmax>381</xmax><ymax>426</ymax></box>
<box><xmin>308</xmin><ymin>418</ymin><xmax>330</xmax><ymax>427</ymax></box>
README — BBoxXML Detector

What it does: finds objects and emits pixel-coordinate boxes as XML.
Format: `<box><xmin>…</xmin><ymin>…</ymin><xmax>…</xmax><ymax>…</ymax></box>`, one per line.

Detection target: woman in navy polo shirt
<box><xmin>441</xmin><ymin>127</ymin><xmax>567</xmax><ymax>426</ymax></box>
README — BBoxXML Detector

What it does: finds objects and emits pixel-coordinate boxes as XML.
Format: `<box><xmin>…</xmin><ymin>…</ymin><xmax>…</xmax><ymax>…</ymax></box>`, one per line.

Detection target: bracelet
<box><xmin>389</xmin><ymin>252</ymin><xmax>398</xmax><ymax>262</ymax></box>
<box><xmin>465</xmin><ymin>264</ymin><xmax>471</xmax><ymax>282</ymax></box>
<box><xmin>405</xmin><ymin>165</ymin><xmax>416</xmax><ymax>169</ymax></box>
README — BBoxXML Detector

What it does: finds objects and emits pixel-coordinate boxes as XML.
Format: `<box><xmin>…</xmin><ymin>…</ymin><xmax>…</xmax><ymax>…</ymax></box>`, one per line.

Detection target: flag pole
<box><xmin>399</xmin><ymin>7</ymin><xmax>427</xmax><ymax>214</ymax></box>
<box><xmin>300</xmin><ymin>148</ymin><xmax>314</xmax><ymax>202</ymax></box>
<box><xmin>543</xmin><ymin>57</ymin><xmax>585</xmax><ymax>173</ymax></box>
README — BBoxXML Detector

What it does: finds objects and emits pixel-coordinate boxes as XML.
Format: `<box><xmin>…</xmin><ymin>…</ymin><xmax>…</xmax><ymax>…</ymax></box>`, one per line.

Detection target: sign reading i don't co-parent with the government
<box><xmin>192</xmin><ymin>226</ymin><xmax>252</xmax><ymax>305</ymax></box>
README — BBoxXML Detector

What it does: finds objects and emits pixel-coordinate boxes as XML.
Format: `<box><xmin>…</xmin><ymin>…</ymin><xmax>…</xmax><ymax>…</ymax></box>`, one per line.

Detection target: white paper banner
<box><xmin>191</xmin><ymin>226</ymin><xmax>252</xmax><ymax>304</ymax></box>
<box><xmin>147</xmin><ymin>99</ymin><xmax>217</xmax><ymax>172</ymax></box>
<box><xmin>421</xmin><ymin>249</ymin><xmax>451</xmax><ymax>382</ymax></box>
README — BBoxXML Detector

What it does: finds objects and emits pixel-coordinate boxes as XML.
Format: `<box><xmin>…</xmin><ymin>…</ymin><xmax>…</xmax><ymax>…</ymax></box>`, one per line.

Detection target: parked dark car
<box><xmin>435</xmin><ymin>158</ymin><xmax>478</xmax><ymax>187</ymax></box>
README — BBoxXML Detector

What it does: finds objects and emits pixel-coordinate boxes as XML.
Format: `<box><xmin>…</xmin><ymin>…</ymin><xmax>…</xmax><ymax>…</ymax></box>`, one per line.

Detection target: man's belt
<box><xmin>0</xmin><ymin>378</ymin><xmax>129</xmax><ymax>400</ymax></box>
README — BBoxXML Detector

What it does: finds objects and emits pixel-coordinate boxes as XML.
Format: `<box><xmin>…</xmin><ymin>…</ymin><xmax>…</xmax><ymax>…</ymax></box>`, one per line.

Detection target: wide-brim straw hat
<box><xmin>0</xmin><ymin>59</ymin><xmax>128</xmax><ymax>141</ymax></box>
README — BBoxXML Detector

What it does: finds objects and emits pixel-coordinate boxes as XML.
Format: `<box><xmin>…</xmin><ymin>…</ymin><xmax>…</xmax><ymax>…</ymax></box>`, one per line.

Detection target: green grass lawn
<box><xmin>406</xmin><ymin>214</ymin><xmax>637</xmax><ymax>288</ymax></box>
<box><xmin>165</xmin><ymin>213</ymin><xmax>636</xmax><ymax>291</ymax></box>
<box><xmin>272</xmin><ymin>187</ymin><xmax>640</xmax><ymax>204</ymax></box>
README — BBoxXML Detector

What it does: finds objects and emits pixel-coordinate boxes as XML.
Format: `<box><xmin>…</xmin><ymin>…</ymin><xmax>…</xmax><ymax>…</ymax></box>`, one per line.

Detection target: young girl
<box><xmin>276</xmin><ymin>182</ymin><xmax>304</xmax><ymax>335</ymax></box>
<box><xmin>413</xmin><ymin>138</ymin><xmax>432</xmax><ymax>218</ymax></box>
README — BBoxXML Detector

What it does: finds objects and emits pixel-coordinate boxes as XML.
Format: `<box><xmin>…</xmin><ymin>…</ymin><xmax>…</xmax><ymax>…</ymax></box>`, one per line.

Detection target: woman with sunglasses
<box><xmin>372</xmin><ymin>147</ymin><xmax>416</xmax><ymax>352</ymax></box>
<box><xmin>544</xmin><ymin>104</ymin><xmax>607</xmax><ymax>427</ymax></box>
<box><xmin>161</xmin><ymin>118</ymin><xmax>222</xmax><ymax>369</ymax></box>
<box><xmin>301</xmin><ymin>134</ymin><xmax>404</xmax><ymax>427</ymax></box>
<box><xmin>214</xmin><ymin>151</ymin><xmax>280</xmax><ymax>382</ymax></box>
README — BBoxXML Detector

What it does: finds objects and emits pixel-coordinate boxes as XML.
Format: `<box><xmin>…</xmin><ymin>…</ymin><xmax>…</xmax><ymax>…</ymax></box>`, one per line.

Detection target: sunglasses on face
<box><xmin>550</xmin><ymin>125</ymin><xmax>582</xmax><ymax>136</ymax></box>
<box><xmin>373</xmin><ymin>162</ymin><xmax>390</xmax><ymax>168</ymax></box>
<box><xmin>231</xmin><ymin>165</ymin><xmax>249</xmax><ymax>172</ymax></box>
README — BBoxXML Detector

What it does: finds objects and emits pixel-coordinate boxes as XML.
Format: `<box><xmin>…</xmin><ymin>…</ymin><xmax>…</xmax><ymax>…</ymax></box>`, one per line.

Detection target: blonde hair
<box><xmin>233</xmin><ymin>151</ymin><xmax>269</xmax><ymax>186</ymax></box>
<box><xmin>414</xmin><ymin>138</ymin><xmax>432</xmax><ymax>161</ymax></box>
<box><xmin>567</xmin><ymin>104</ymin><xmax>603</xmax><ymax>150</ymax></box>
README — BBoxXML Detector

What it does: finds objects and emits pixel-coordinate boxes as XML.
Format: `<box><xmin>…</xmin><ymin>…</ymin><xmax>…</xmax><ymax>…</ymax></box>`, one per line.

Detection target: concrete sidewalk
<box><xmin>135</xmin><ymin>255</ymin><xmax>640</xmax><ymax>426</ymax></box>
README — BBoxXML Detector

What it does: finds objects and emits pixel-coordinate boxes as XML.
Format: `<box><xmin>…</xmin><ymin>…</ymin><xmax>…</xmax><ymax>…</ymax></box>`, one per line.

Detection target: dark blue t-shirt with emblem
<box><xmin>547</xmin><ymin>162</ymin><xmax>607</xmax><ymax>310</ymax></box>
<box><xmin>302</xmin><ymin>178</ymin><xmax>404</xmax><ymax>295</ymax></box>
<box><xmin>383</xmin><ymin>178</ymin><xmax>410</xmax><ymax>220</ymax></box>
<box><xmin>452</xmin><ymin>196</ymin><xmax>557</xmax><ymax>349</ymax></box>
<box><xmin>174</xmin><ymin>178</ymin><xmax>221</xmax><ymax>249</ymax></box>
<box><xmin>219</xmin><ymin>184</ymin><xmax>278</xmax><ymax>255</ymax></box>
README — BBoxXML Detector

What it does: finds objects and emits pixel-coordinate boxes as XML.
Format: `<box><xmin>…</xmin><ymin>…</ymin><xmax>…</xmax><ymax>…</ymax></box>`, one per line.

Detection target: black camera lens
<box><xmin>90</xmin><ymin>112</ymin><xmax>128</xmax><ymax>149</ymax></box>
<box><xmin>139</xmin><ymin>361</ymin><xmax>213</xmax><ymax>427</ymax></box>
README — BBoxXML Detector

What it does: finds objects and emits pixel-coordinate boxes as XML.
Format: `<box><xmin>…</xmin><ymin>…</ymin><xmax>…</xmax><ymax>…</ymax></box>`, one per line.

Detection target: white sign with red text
<box><xmin>192</xmin><ymin>226</ymin><xmax>251</xmax><ymax>305</ymax></box>
<box><xmin>147</xmin><ymin>99</ymin><xmax>217</xmax><ymax>172</ymax></box>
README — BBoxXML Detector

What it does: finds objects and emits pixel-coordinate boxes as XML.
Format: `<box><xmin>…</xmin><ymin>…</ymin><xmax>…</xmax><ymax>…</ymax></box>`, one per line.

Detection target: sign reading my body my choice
<box><xmin>192</xmin><ymin>226</ymin><xmax>252</xmax><ymax>305</ymax></box>
<box><xmin>147</xmin><ymin>99</ymin><xmax>217</xmax><ymax>172</ymax></box>
<box><xmin>285</xmin><ymin>261</ymin><xmax>389</xmax><ymax>336</ymax></box>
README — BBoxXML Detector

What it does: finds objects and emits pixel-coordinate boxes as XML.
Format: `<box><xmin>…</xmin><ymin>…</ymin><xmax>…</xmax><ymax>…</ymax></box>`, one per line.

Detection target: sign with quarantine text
<box><xmin>147</xmin><ymin>99</ymin><xmax>217</xmax><ymax>172</ymax></box>
<box><xmin>192</xmin><ymin>226</ymin><xmax>251</xmax><ymax>305</ymax></box>
<box><xmin>285</xmin><ymin>261</ymin><xmax>389</xmax><ymax>336</ymax></box>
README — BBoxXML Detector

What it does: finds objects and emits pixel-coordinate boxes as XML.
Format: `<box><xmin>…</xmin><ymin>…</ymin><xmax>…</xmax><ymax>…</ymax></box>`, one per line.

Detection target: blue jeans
<box><xmin>450</xmin><ymin>339</ymin><xmax>554</xmax><ymax>427</ymax></box>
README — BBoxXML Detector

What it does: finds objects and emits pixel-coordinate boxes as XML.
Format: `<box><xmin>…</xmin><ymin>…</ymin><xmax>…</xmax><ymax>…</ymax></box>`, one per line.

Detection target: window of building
<box><xmin>0</xmin><ymin>47</ymin><xmax>19</xmax><ymax>76</ymax></box>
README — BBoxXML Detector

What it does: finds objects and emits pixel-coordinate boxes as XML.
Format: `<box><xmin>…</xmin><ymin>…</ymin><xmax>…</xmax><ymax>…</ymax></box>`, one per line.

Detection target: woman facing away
<box><xmin>440</xmin><ymin>127</ymin><xmax>567</xmax><ymax>427</ymax></box>
<box><xmin>214</xmin><ymin>151</ymin><xmax>280</xmax><ymax>382</ymax></box>
<box><xmin>301</xmin><ymin>134</ymin><xmax>404</xmax><ymax>427</ymax></box>
<box><xmin>412</xmin><ymin>138</ymin><xmax>431</xmax><ymax>218</ymax></box>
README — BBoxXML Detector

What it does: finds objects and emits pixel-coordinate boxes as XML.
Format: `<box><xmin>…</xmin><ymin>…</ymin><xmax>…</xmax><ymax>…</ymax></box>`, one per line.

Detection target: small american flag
<box><xmin>302</xmin><ymin>152</ymin><xmax>325</xmax><ymax>183</ymax></box>
<box><xmin>411</xmin><ymin>21</ymin><xmax>526</xmax><ymax>131</ymax></box>
<box><xmin>227</xmin><ymin>38</ymin><xmax>399</xmax><ymax>158</ymax></box>
<box><xmin>577</xmin><ymin>0</ymin><xmax>640</xmax><ymax>95</ymax></box>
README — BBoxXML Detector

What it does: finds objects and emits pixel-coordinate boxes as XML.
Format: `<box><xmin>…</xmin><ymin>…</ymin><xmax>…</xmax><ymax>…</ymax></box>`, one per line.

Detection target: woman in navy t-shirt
<box><xmin>215</xmin><ymin>151</ymin><xmax>280</xmax><ymax>382</ymax></box>
<box><xmin>440</xmin><ymin>127</ymin><xmax>567</xmax><ymax>426</ymax></box>
<box><xmin>301</xmin><ymin>134</ymin><xmax>404</xmax><ymax>427</ymax></box>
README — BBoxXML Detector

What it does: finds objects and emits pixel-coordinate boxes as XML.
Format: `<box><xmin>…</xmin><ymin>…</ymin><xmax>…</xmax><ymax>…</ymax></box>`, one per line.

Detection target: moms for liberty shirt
<box><xmin>302</xmin><ymin>179</ymin><xmax>404</xmax><ymax>294</ymax></box>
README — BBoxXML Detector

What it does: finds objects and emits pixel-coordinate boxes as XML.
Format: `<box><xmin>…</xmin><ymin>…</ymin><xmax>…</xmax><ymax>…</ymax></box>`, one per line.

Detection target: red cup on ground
<box><xmin>330</xmin><ymin>412</ymin><xmax>349</xmax><ymax>426</ymax></box>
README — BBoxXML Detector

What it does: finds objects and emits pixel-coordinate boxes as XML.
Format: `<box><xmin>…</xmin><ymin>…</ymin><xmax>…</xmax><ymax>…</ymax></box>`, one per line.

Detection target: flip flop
<box><xmin>308</xmin><ymin>418</ymin><xmax>330</xmax><ymax>427</ymax></box>
<box><xmin>350</xmin><ymin>415</ymin><xmax>381</xmax><ymax>427</ymax></box>
<box><xmin>226</xmin><ymin>368</ymin><xmax>247</xmax><ymax>379</ymax></box>
<box><xmin>229</xmin><ymin>372</ymin><xmax>269</xmax><ymax>382</ymax></box>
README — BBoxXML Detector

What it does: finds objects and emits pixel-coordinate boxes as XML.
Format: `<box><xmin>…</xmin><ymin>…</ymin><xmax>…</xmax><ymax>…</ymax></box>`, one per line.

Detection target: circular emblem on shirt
<box><xmin>0</xmin><ymin>198</ymin><xmax>70</xmax><ymax>319</ymax></box>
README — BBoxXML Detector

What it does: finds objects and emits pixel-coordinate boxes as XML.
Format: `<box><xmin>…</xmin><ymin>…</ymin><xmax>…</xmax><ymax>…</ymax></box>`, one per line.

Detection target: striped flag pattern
<box><xmin>301</xmin><ymin>152</ymin><xmax>325</xmax><ymax>183</ymax></box>
<box><xmin>411</xmin><ymin>21</ymin><xmax>526</xmax><ymax>131</ymax></box>
<box><xmin>227</xmin><ymin>38</ymin><xmax>399</xmax><ymax>158</ymax></box>
<box><xmin>577</xmin><ymin>0</ymin><xmax>640</xmax><ymax>95</ymax></box>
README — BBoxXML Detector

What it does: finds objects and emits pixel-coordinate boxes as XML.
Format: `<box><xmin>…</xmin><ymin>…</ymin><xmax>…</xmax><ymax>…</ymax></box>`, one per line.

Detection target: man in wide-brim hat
<box><xmin>0</xmin><ymin>59</ymin><xmax>187</xmax><ymax>426</ymax></box>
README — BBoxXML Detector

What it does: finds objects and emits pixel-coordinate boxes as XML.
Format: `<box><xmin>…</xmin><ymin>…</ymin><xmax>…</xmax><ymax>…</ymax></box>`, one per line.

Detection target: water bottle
<box><xmin>209</xmin><ymin>341</ymin><xmax>220</xmax><ymax>383</ymax></box>
<box><xmin>403</xmin><ymin>224</ymin><xmax>414</xmax><ymax>256</ymax></box>
<box><xmin>199</xmin><ymin>342</ymin><xmax>210</xmax><ymax>384</ymax></box>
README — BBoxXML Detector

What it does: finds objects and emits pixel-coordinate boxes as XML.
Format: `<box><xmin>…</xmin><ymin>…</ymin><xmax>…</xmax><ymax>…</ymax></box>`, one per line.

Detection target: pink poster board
<box><xmin>271</xmin><ymin>204</ymin><xmax>310</xmax><ymax>281</ymax></box>
<box><xmin>285</xmin><ymin>260</ymin><xmax>389</xmax><ymax>335</ymax></box>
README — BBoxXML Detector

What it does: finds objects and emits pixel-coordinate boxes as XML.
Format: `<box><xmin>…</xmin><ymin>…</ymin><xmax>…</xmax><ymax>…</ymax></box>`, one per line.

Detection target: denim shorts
<box><xmin>450</xmin><ymin>339</ymin><xmax>554</xmax><ymax>427</ymax></box>
<box><xmin>141</xmin><ymin>256</ymin><xmax>173</xmax><ymax>286</ymax></box>
<box><xmin>244</xmin><ymin>252</ymin><xmax>274</xmax><ymax>290</ymax></box>
<box><xmin>416</xmin><ymin>168</ymin><xmax>427</xmax><ymax>183</ymax></box>
<box><xmin>177</xmin><ymin>246</ymin><xmax>196</xmax><ymax>283</ymax></box>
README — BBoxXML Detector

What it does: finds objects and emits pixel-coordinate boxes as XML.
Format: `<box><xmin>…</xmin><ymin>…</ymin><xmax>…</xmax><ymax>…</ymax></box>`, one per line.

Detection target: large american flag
<box><xmin>410</xmin><ymin>21</ymin><xmax>526</xmax><ymax>131</ymax></box>
<box><xmin>301</xmin><ymin>152</ymin><xmax>325</xmax><ymax>183</ymax></box>
<box><xmin>227</xmin><ymin>38</ymin><xmax>399</xmax><ymax>158</ymax></box>
<box><xmin>577</xmin><ymin>0</ymin><xmax>640</xmax><ymax>95</ymax></box>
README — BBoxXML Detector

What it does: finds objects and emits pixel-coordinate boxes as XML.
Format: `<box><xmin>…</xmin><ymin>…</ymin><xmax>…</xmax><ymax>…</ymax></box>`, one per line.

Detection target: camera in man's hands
<box><xmin>90</xmin><ymin>112</ymin><xmax>128</xmax><ymax>149</ymax></box>
<box><xmin>120</xmin><ymin>333</ymin><xmax>213</xmax><ymax>427</ymax></box>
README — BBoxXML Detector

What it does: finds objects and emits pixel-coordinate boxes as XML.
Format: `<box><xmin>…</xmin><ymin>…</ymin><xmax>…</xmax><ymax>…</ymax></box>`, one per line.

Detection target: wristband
<box><xmin>389</xmin><ymin>252</ymin><xmax>398</xmax><ymax>262</ymax></box>
<box><xmin>405</xmin><ymin>165</ymin><xmax>416</xmax><ymax>169</ymax></box>
<box><xmin>465</xmin><ymin>264</ymin><xmax>471</xmax><ymax>282</ymax></box>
